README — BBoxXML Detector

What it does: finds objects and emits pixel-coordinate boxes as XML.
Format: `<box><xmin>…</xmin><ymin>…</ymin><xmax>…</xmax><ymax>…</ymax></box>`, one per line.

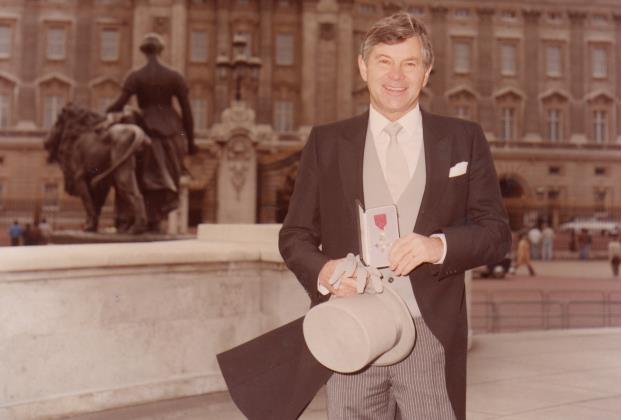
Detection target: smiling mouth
<box><xmin>383</xmin><ymin>85</ymin><xmax>407</xmax><ymax>95</ymax></box>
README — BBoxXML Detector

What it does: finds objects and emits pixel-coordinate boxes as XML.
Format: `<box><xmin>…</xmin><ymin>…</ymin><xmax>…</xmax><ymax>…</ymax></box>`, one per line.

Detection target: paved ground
<box><xmin>65</xmin><ymin>328</ymin><xmax>620</xmax><ymax>420</ymax></box>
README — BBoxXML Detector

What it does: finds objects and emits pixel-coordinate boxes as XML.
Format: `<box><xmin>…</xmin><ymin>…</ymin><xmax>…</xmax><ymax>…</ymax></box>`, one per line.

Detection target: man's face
<box><xmin>358</xmin><ymin>37</ymin><xmax>431</xmax><ymax>121</ymax></box>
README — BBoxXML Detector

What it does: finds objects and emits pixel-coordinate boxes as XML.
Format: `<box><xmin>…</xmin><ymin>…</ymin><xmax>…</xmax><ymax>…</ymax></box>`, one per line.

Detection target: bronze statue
<box><xmin>44</xmin><ymin>104</ymin><xmax>150</xmax><ymax>233</ymax></box>
<box><xmin>106</xmin><ymin>33</ymin><xmax>197</xmax><ymax>232</ymax></box>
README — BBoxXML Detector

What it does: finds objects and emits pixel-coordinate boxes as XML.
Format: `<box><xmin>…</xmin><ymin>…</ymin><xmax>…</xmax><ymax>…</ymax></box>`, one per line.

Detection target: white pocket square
<box><xmin>449</xmin><ymin>161</ymin><xmax>468</xmax><ymax>178</ymax></box>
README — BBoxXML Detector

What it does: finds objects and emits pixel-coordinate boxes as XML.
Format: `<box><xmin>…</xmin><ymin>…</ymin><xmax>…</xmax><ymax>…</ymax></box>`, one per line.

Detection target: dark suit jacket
<box><xmin>218</xmin><ymin>109</ymin><xmax>511</xmax><ymax>420</ymax></box>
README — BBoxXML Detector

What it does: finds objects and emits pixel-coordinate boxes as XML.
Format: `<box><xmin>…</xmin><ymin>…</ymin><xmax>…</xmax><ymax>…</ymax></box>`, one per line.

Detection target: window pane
<box><xmin>191</xmin><ymin>98</ymin><xmax>207</xmax><ymax>130</ymax></box>
<box><xmin>593</xmin><ymin>110</ymin><xmax>608</xmax><ymax>143</ymax></box>
<box><xmin>500</xmin><ymin>44</ymin><xmax>516</xmax><ymax>75</ymax></box>
<box><xmin>454</xmin><ymin>42</ymin><xmax>471</xmax><ymax>73</ymax></box>
<box><xmin>275</xmin><ymin>33</ymin><xmax>294</xmax><ymax>65</ymax></box>
<box><xmin>592</xmin><ymin>48</ymin><xmax>607</xmax><ymax>78</ymax></box>
<box><xmin>547</xmin><ymin>109</ymin><xmax>561</xmax><ymax>142</ymax></box>
<box><xmin>42</xmin><ymin>182</ymin><xmax>60</xmax><ymax>209</ymax></box>
<box><xmin>273</xmin><ymin>100</ymin><xmax>293</xmax><ymax>132</ymax></box>
<box><xmin>100</xmin><ymin>28</ymin><xmax>119</xmax><ymax>61</ymax></box>
<box><xmin>546</xmin><ymin>46</ymin><xmax>561</xmax><ymax>76</ymax></box>
<box><xmin>44</xmin><ymin>95</ymin><xmax>64</xmax><ymax>129</ymax></box>
<box><xmin>47</xmin><ymin>27</ymin><xmax>66</xmax><ymax>59</ymax></box>
<box><xmin>500</xmin><ymin>108</ymin><xmax>514</xmax><ymax>141</ymax></box>
<box><xmin>0</xmin><ymin>25</ymin><xmax>12</xmax><ymax>57</ymax></box>
<box><xmin>0</xmin><ymin>94</ymin><xmax>9</xmax><ymax>128</ymax></box>
<box><xmin>190</xmin><ymin>30</ymin><xmax>208</xmax><ymax>62</ymax></box>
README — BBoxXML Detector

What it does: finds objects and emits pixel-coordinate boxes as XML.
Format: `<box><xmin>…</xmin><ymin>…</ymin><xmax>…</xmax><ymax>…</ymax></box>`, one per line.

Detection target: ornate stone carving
<box><xmin>225</xmin><ymin>135</ymin><xmax>253</xmax><ymax>200</ymax></box>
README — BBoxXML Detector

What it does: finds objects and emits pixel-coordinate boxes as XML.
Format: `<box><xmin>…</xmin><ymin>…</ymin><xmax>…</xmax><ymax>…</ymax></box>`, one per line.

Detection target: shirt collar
<box><xmin>369</xmin><ymin>103</ymin><xmax>422</xmax><ymax>142</ymax></box>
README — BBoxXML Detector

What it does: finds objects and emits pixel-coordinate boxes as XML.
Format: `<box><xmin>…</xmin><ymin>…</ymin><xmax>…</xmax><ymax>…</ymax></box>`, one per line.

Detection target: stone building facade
<box><xmin>0</xmin><ymin>0</ymin><xmax>619</xmax><ymax>231</ymax></box>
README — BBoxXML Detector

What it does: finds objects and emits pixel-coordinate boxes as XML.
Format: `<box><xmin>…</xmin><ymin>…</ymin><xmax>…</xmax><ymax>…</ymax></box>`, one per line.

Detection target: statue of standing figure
<box><xmin>107</xmin><ymin>33</ymin><xmax>197</xmax><ymax>232</ymax></box>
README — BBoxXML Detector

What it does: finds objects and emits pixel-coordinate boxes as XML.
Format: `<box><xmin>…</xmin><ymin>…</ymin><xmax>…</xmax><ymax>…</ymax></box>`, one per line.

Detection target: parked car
<box><xmin>559</xmin><ymin>218</ymin><xmax>620</xmax><ymax>235</ymax></box>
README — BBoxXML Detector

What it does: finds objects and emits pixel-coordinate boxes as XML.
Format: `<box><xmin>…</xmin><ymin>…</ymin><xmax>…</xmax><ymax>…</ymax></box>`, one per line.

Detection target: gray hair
<box><xmin>360</xmin><ymin>12</ymin><xmax>434</xmax><ymax>69</ymax></box>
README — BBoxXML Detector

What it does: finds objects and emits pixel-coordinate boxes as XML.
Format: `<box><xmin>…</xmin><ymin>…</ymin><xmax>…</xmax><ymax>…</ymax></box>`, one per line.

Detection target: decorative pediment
<box><xmin>36</xmin><ymin>73</ymin><xmax>75</xmax><ymax>88</ymax></box>
<box><xmin>539</xmin><ymin>88</ymin><xmax>570</xmax><ymax>103</ymax></box>
<box><xmin>89</xmin><ymin>76</ymin><xmax>121</xmax><ymax>90</ymax></box>
<box><xmin>446</xmin><ymin>85</ymin><xmax>479</xmax><ymax>100</ymax></box>
<box><xmin>493</xmin><ymin>86</ymin><xmax>525</xmax><ymax>101</ymax></box>
<box><xmin>585</xmin><ymin>90</ymin><xmax>617</xmax><ymax>104</ymax></box>
<box><xmin>0</xmin><ymin>71</ymin><xmax>19</xmax><ymax>87</ymax></box>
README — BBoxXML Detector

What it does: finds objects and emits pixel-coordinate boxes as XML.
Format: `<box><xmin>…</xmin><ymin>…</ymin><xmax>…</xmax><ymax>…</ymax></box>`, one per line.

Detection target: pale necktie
<box><xmin>384</xmin><ymin>122</ymin><xmax>409</xmax><ymax>202</ymax></box>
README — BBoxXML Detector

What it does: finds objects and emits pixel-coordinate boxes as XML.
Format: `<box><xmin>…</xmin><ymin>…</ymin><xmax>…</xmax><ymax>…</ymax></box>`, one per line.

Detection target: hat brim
<box><xmin>371</xmin><ymin>284</ymin><xmax>416</xmax><ymax>366</ymax></box>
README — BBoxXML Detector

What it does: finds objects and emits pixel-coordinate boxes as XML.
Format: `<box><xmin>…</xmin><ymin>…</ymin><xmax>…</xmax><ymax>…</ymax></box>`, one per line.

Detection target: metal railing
<box><xmin>471</xmin><ymin>289</ymin><xmax>620</xmax><ymax>333</ymax></box>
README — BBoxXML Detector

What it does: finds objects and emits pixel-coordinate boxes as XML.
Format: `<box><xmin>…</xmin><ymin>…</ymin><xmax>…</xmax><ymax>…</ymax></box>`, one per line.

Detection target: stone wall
<box><xmin>0</xmin><ymin>225</ymin><xmax>310</xmax><ymax>420</ymax></box>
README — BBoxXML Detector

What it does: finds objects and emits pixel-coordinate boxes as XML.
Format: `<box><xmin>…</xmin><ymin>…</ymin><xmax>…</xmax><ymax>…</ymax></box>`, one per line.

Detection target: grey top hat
<box><xmin>303</xmin><ymin>279</ymin><xmax>416</xmax><ymax>373</ymax></box>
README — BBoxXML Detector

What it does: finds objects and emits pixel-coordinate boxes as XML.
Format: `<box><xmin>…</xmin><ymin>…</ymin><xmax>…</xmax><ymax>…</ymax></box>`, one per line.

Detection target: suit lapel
<box><xmin>414</xmin><ymin>109</ymin><xmax>451</xmax><ymax>234</ymax></box>
<box><xmin>337</xmin><ymin>112</ymin><xmax>368</xmax><ymax>215</ymax></box>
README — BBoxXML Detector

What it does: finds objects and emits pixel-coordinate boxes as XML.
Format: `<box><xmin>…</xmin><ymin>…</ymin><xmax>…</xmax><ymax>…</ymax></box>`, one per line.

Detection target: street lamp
<box><xmin>216</xmin><ymin>34</ymin><xmax>262</xmax><ymax>101</ymax></box>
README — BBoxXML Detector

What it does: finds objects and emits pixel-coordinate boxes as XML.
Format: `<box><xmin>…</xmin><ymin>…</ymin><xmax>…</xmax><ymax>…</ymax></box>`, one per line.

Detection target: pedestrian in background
<box><xmin>608</xmin><ymin>234</ymin><xmax>620</xmax><ymax>277</ymax></box>
<box><xmin>528</xmin><ymin>225</ymin><xmax>542</xmax><ymax>260</ymax></box>
<box><xmin>514</xmin><ymin>233</ymin><xmax>536</xmax><ymax>276</ymax></box>
<box><xmin>541</xmin><ymin>223</ymin><xmax>555</xmax><ymax>260</ymax></box>
<box><xmin>577</xmin><ymin>228</ymin><xmax>592</xmax><ymax>260</ymax></box>
<box><xmin>8</xmin><ymin>220</ymin><xmax>22</xmax><ymax>246</ymax></box>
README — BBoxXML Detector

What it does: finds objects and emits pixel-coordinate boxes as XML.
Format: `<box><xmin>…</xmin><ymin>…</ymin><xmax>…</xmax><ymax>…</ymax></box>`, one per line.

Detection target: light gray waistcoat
<box><xmin>363</xmin><ymin>127</ymin><xmax>426</xmax><ymax>317</ymax></box>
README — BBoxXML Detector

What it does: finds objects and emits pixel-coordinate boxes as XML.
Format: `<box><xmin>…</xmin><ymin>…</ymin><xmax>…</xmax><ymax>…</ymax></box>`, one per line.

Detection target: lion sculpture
<box><xmin>44</xmin><ymin>103</ymin><xmax>151</xmax><ymax>234</ymax></box>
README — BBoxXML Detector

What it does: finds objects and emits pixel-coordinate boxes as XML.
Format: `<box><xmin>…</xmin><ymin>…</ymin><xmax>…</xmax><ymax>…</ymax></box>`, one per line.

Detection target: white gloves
<box><xmin>321</xmin><ymin>253</ymin><xmax>384</xmax><ymax>296</ymax></box>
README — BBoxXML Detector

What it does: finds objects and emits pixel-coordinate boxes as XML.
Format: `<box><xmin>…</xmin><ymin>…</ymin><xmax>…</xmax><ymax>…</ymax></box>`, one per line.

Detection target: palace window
<box><xmin>47</xmin><ymin>27</ymin><xmax>66</xmax><ymax>60</ymax></box>
<box><xmin>593</xmin><ymin>110</ymin><xmax>608</xmax><ymax>143</ymax></box>
<box><xmin>591</xmin><ymin>47</ymin><xmax>607</xmax><ymax>78</ymax></box>
<box><xmin>594</xmin><ymin>166</ymin><xmax>607</xmax><ymax>176</ymax></box>
<box><xmin>545</xmin><ymin>45</ymin><xmax>562</xmax><ymax>77</ymax></box>
<box><xmin>43</xmin><ymin>95</ymin><xmax>64</xmax><ymax>129</ymax></box>
<box><xmin>42</xmin><ymin>182</ymin><xmax>60</xmax><ymax>210</ymax></box>
<box><xmin>273</xmin><ymin>100</ymin><xmax>293</xmax><ymax>132</ymax></box>
<box><xmin>500</xmin><ymin>107</ymin><xmax>515</xmax><ymax>141</ymax></box>
<box><xmin>0</xmin><ymin>24</ymin><xmax>12</xmax><ymax>58</ymax></box>
<box><xmin>546</xmin><ymin>109</ymin><xmax>562</xmax><ymax>142</ymax></box>
<box><xmin>453</xmin><ymin>41</ymin><xmax>471</xmax><ymax>73</ymax></box>
<box><xmin>275</xmin><ymin>33</ymin><xmax>294</xmax><ymax>66</ymax></box>
<box><xmin>192</xmin><ymin>97</ymin><xmax>208</xmax><ymax>131</ymax></box>
<box><xmin>190</xmin><ymin>30</ymin><xmax>208</xmax><ymax>62</ymax></box>
<box><xmin>100</xmin><ymin>28</ymin><xmax>119</xmax><ymax>61</ymax></box>
<box><xmin>0</xmin><ymin>94</ymin><xmax>9</xmax><ymax>128</ymax></box>
<box><xmin>500</xmin><ymin>43</ymin><xmax>516</xmax><ymax>76</ymax></box>
<box><xmin>548</xmin><ymin>166</ymin><xmax>561</xmax><ymax>175</ymax></box>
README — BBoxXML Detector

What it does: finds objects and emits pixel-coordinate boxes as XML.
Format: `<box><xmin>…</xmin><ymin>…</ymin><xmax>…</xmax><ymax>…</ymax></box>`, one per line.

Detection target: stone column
<box><xmin>522</xmin><ymin>9</ymin><xmax>542</xmax><ymax>141</ymax></box>
<box><xmin>336</xmin><ymin>0</ymin><xmax>354</xmax><ymax>120</ymax></box>
<box><xmin>568</xmin><ymin>10</ymin><xmax>587</xmax><ymax>143</ymax></box>
<box><xmin>429</xmin><ymin>6</ymin><xmax>448</xmax><ymax>113</ymax></box>
<box><xmin>257</xmin><ymin>0</ymin><xmax>273</xmax><ymax>124</ymax></box>
<box><xmin>476</xmin><ymin>7</ymin><xmax>495</xmax><ymax>135</ymax></box>
<box><xmin>132</xmin><ymin>0</ymin><xmax>149</xmax><ymax>69</ymax></box>
<box><xmin>170</xmin><ymin>0</ymin><xmax>187</xmax><ymax>74</ymax></box>
<box><xmin>17</xmin><ymin>0</ymin><xmax>40</xmax><ymax>126</ymax></box>
<box><xmin>74</xmin><ymin>0</ymin><xmax>93</xmax><ymax>107</ymax></box>
<box><xmin>301</xmin><ymin>0</ymin><xmax>318</xmax><ymax>125</ymax></box>
<box><xmin>614</xmin><ymin>11</ymin><xmax>621</xmax><ymax>141</ymax></box>
<box><xmin>214</xmin><ymin>0</ymin><xmax>231</xmax><ymax>119</ymax></box>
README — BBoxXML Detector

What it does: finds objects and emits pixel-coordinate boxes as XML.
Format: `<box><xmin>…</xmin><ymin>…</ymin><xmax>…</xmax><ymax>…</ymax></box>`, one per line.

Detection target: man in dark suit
<box><xmin>107</xmin><ymin>33</ymin><xmax>196</xmax><ymax>232</ymax></box>
<box><xmin>278</xmin><ymin>12</ymin><xmax>511</xmax><ymax>420</ymax></box>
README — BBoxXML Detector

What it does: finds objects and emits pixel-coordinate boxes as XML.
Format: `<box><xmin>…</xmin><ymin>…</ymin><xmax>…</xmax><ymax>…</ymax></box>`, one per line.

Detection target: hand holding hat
<box><xmin>323</xmin><ymin>253</ymin><xmax>384</xmax><ymax>296</ymax></box>
<box><xmin>304</xmin><ymin>254</ymin><xmax>415</xmax><ymax>373</ymax></box>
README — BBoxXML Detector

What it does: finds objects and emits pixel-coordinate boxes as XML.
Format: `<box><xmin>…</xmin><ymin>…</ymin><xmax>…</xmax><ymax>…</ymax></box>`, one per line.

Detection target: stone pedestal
<box><xmin>211</xmin><ymin>101</ymin><xmax>277</xmax><ymax>224</ymax></box>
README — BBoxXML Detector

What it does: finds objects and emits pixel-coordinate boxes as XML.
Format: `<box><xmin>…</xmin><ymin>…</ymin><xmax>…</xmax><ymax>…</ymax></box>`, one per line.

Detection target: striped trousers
<box><xmin>326</xmin><ymin>317</ymin><xmax>456</xmax><ymax>420</ymax></box>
